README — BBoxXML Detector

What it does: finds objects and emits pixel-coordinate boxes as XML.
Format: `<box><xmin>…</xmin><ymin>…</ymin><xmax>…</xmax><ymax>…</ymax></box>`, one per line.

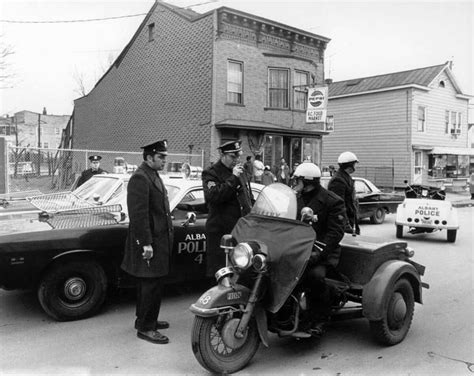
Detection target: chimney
<box><xmin>325</xmin><ymin>78</ymin><xmax>333</xmax><ymax>85</ymax></box>
<box><xmin>42</xmin><ymin>107</ymin><xmax>47</xmax><ymax>115</ymax></box>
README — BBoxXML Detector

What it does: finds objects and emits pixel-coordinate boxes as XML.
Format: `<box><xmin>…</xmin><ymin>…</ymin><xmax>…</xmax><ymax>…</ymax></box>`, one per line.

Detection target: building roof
<box><xmin>328</xmin><ymin>62</ymin><xmax>465</xmax><ymax>98</ymax></box>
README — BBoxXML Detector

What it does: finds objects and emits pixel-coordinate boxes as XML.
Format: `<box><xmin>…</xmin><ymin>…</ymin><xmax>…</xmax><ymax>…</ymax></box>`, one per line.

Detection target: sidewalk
<box><xmin>446</xmin><ymin>190</ymin><xmax>473</xmax><ymax>208</ymax></box>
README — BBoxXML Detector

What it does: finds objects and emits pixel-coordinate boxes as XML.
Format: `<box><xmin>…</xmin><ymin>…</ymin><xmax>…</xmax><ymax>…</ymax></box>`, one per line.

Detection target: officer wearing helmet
<box><xmin>293</xmin><ymin>162</ymin><xmax>346</xmax><ymax>336</ymax></box>
<box><xmin>328</xmin><ymin>152</ymin><xmax>361</xmax><ymax>235</ymax></box>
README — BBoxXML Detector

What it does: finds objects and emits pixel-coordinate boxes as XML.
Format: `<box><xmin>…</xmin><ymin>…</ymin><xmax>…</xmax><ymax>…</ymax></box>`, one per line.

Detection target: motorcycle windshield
<box><xmin>232</xmin><ymin>186</ymin><xmax>315</xmax><ymax>313</ymax></box>
<box><xmin>251</xmin><ymin>183</ymin><xmax>298</xmax><ymax>220</ymax></box>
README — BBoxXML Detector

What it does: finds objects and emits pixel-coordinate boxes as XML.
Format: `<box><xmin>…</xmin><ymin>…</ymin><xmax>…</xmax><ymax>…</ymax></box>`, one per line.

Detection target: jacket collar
<box><xmin>139</xmin><ymin>161</ymin><xmax>163</xmax><ymax>192</ymax></box>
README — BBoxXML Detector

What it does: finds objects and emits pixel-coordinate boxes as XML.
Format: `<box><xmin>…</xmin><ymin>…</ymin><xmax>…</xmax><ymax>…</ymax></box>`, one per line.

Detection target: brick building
<box><xmin>72</xmin><ymin>1</ymin><xmax>330</xmax><ymax>169</ymax></box>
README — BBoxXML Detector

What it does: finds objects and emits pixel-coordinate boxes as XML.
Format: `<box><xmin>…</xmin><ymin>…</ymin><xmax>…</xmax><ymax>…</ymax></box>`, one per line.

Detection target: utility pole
<box><xmin>37</xmin><ymin>113</ymin><xmax>41</xmax><ymax>176</ymax></box>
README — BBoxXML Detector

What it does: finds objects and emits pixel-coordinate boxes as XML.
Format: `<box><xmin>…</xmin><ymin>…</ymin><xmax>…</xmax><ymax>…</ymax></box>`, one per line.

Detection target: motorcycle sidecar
<box><xmin>335</xmin><ymin>234</ymin><xmax>428</xmax><ymax>345</ymax></box>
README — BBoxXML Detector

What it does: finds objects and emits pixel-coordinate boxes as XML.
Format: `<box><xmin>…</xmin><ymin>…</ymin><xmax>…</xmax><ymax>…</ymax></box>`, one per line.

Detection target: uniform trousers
<box><xmin>135</xmin><ymin>277</ymin><xmax>164</xmax><ymax>332</ymax></box>
<box><xmin>304</xmin><ymin>264</ymin><xmax>338</xmax><ymax>318</ymax></box>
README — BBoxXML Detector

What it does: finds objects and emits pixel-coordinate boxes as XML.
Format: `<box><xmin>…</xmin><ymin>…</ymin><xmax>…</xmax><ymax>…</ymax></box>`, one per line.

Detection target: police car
<box><xmin>0</xmin><ymin>170</ymin><xmax>263</xmax><ymax>321</ymax></box>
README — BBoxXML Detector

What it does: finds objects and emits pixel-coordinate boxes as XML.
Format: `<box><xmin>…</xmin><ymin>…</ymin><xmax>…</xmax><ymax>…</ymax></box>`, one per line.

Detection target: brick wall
<box><xmin>73</xmin><ymin>4</ymin><xmax>214</xmax><ymax>157</ymax></box>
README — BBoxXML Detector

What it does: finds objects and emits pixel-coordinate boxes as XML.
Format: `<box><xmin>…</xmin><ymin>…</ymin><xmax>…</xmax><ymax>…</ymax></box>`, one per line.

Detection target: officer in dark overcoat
<box><xmin>328</xmin><ymin>151</ymin><xmax>360</xmax><ymax>235</ymax></box>
<box><xmin>121</xmin><ymin>140</ymin><xmax>173</xmax><ymax>344</ymax></box>
<box><xmin>76</xmin><ymin>155</ymin><xmax>107</xmax><ymax>187</ymax></box>
<box><xmin>202</xmin><ymin>140</ymin><xmax>253</xmax><ymax>276</ymax></box>
<box><xmin>293</xmin><ymin>162</ymin><xmax>346</xmax><ymax>336</ymax></box>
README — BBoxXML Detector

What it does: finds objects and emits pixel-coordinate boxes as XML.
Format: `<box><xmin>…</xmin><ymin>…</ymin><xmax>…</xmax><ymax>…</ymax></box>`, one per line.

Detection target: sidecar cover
<box><xmin>232</xmin><ymin>214</ymin><xmax>315</xmax><ymax>313</ymax></box>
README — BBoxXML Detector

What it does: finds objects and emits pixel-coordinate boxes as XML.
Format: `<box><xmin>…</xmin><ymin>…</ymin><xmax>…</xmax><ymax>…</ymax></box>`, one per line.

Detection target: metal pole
<box><xmin>37</xmin><ymin>114</ymin><xmax>41</xmax><ymax>176</ymax></box>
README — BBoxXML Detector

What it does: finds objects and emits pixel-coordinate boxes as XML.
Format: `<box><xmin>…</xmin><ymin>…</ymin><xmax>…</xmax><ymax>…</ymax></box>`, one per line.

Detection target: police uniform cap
<box><xmin>141</xmin><ymin>140</ymin><xmax>168</xmax><ymax>155</ymax></box>
<box><xmin>218</xmin><ymin>140</ymin><xmax>242</xmax><ymax>154</ymax></box>
<box><xmin>89</xmin><ymin>155</ymin><xmax>102</xmax><ymax>162</ymax></box>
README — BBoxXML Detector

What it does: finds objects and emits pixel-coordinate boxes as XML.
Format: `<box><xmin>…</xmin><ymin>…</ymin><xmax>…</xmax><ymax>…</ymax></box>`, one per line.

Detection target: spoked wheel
<box><xmin>370</xmin><ymin>208</ymin><xmax>386</xmax><ymax>224</ymax></box>
<box><xmin>191</xmin><ymin>314</ymin><xmax>260</xmax><ymax>374</ymax></box>
<box><xmin>369</xmin><ymin>278</ymin><xmax>414</xmax><ymax>345</ymax></box>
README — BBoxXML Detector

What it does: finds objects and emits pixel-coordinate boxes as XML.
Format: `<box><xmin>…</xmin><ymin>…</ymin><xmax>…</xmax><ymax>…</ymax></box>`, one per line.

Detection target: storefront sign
<box><xmin>306</xmin><ymin>86</ymin><xmax>328</xmax><ymax>123</ymax></box>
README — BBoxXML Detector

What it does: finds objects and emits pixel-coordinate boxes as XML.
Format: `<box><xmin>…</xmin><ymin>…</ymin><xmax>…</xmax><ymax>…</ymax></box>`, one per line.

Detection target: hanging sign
<box><xmin>306</xmin><ymin>86</ymin><xmax>328</xmax><ymax>123</ymax></box>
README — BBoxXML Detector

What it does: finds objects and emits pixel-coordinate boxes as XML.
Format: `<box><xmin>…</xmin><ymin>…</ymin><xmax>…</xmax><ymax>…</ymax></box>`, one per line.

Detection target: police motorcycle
<box><xmin>395</xmin><ymin>180</ymin><xmax>459</xmax><ymax>242</ymax></box>
<box><xmin>189</xmin><ymin>183</ymin><xmax>428</xmax><ymax>374</ymax></box>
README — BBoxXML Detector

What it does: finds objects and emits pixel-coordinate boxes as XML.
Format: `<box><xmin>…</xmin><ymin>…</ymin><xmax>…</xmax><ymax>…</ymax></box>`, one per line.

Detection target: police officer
<box><xmin>202</xmin><ymin>140</ymin><xmax>254</xmax><ymax>276</ymax></box>
<box><xmin>76</xmin><ymin>155</ymin><xmax>107</xmax><ymax>187</ymax></box>
<box><xmin>328</xmin><ymin>151</ymin><xmax>361</xmax><ymax>235</ymax></box>
<box><xmin>121</xmin><ymin>140</ymin><xmax>173</xmax><ymax>344</ymax></box>
<box><xmin>293</xmin><ymin>162</ymin><xmax>346</xmax><ymax>336</ymax></box>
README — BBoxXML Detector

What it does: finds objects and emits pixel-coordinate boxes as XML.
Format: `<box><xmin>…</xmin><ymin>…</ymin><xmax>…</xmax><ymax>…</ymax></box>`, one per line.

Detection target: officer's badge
<box><xmin>207</xmin><ymin>181</ymin><xmax>216</xmax><ymax>189</ymax></box>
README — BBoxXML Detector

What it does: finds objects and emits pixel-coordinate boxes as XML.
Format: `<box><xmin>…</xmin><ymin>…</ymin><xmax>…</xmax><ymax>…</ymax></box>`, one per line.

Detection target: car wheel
<box><xmin>396</xmin><ymin>225</ymin><xmax>403</xmax><ymax>238</ymax></box>
<box><xmin>447</xmin><ymin>229</ymin><xmax>457</xmax><ymax>243</ymax></box>
<box><xmin>370</xmin><ymin>208</ymin><xmax>386</xmax><ymax>224</ymax></box>
<box><xmin>369</xmin><ymin>278</ymin><xmax>415</xmax><ymax>345</ymax></box>
<box><xmin>37</xmin><ymin>260</ymin><xmax>107</xmax><ymax>321</ymax></box>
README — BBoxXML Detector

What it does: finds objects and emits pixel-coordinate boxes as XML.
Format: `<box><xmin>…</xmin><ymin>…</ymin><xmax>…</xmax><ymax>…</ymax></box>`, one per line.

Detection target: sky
<box><xmin>0</xmin><ymin>0</ymin><xmax>472</xmax><ymax>116</ymax></box>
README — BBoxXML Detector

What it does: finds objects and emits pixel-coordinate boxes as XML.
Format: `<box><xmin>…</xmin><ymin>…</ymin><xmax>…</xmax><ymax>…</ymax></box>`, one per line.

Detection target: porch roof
<box><xmin>429</xmin><ymin>147</ymin><xmax>474</xmax><ymax>156</ymax></box>
<box><xmin>215</xmin><ymin>119</ymin><xmax>327</xmax><ymax>136</ymax></box>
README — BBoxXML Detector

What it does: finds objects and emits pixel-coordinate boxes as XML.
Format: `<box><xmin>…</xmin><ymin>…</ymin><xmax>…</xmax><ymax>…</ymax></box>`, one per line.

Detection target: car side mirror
<box><xmin>182</xmin><ymin>212</ymin><xmax>196</xmax><ymax>227</ymax></box>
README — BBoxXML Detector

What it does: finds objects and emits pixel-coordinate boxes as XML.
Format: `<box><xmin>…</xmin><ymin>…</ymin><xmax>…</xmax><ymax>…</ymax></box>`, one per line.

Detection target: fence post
<box><xmin>0</xmin><ymin>137</ymin><xmax>8</xmax><ymax>194</ymax></box>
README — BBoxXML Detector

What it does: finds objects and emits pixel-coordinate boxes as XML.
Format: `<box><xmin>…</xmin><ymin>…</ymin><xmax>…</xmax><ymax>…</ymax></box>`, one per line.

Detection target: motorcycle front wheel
<box><xmin>191</xmin><ymin>315</ymin><xmax>260</xmax><ymax>374</ymax></box>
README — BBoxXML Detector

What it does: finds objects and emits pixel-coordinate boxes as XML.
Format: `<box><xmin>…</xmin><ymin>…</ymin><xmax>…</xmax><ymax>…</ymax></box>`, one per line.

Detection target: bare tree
<box><xmin>73</xmin><ymin>52</ymin><xmax>117</xmax><ymax>97</ymax></box>
<box><xmin>0</xmin><ymin>36</ymin><xmax>15</xmax><ymax>88</ymax></box>
<box><xmin>73</xmin><ymin>68</ymin><xmax>88</xmax><ymax>97</ymax></box>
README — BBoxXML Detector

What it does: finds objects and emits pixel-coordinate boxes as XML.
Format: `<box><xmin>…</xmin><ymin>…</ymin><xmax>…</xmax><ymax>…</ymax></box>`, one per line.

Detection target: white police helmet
<box><xmin>337</xmin><ymin>151</ymin><xmax>359</xmax><ymax>164</ymax></box>
<box><xmin>293</xmin><ymin>162</ymin><xmax>321</xmax><ymax>181</ymax></box>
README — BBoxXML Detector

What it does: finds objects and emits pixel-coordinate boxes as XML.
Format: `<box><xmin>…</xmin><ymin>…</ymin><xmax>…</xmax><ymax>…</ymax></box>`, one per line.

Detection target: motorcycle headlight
<box><xmin>230</xmin><ymin>242</ymin><xmax>254</xmax><ymax>270</ymax></box>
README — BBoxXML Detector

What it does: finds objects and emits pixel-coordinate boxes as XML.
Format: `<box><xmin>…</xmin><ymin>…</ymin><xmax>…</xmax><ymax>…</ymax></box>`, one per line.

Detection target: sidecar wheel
<box><xmin>369</xmin><ymin>278</ymin><xmax>414</xmax><ymax>346</ymax></box>
<box><xmin>447</xmin><ymin>229</ymin><xmax>457</xmax><ymax>243</ymax></box>
<box><xmin>191</xmin><ymin>315</ymin><xmax>260</xmax><ymax>374</ymax></box>
<box><xmin>396</xmin><ymin>225</ymin><xmax>403</xmax><ymax>239</ymax></box>
<box><xmin>370</xmin><ymin>208</ymin><xmax>386</xmax><ymax>224</ymax></box>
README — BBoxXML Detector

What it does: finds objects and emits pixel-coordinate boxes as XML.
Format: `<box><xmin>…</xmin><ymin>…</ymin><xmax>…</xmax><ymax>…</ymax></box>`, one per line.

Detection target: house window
<box><xmin>55</xmin><ymin>127</ymin><xmax>60</xmax><ymax>135</ymax></box>
<box><xmin>268</xmin><ymin>68</ymin><xmax>289</xmax><ymax>109</ymax></box>
<box><xmin>227</xmin><ymin>60</ymin><xmax>243</xmax><ymax>104</ymax></box>
<box><xmin>294</xmin><ymin>71</ymin><xmax>309</xmax><ymax>110</ymax></box>
<box><xmin>446</xmin><ymin>111</ymin><xmax>462</xmax><ymax>134</ymax></box>
<box><xmin>148</xmin><ymin>23</ymin><xmax>155</xmax><ymax>42</ymax></box>
<box><xmin>417</xmin><ymin>106</ymin><xmax>426</xmax><ymax>132</ymax></box>
<box><xmin>43</xmin><ymin>142</ymin><xmax>49</xmax><ymax>149</ymax></box>
<box><xmin>414</xmin><ymin>151</ymin><xmax>422</xmax><ymax>175</ymax></box>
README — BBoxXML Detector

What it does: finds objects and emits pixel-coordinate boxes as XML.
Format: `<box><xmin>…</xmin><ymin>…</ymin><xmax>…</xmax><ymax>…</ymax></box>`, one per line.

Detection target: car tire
<box><xmin>447</xmin><ymin>229</ymin><xmax>457</xmax><ymax>243</ymax></box>
<box><xmin>369</xmin><ymin>278</ymin><xmax>415</xmax><ymax>345</ymax></box>
<box><xmin>370</xmin><ymin>208</ymin><xmax>386</xmax><ymax>224</ymax></box>
<box><xmin>396</xmin><ymin>225</ymin><xmax>403</xmax><ymax>238</ymax></box>
<box><xmin>37</xmin><ymin>260</ymin><xmax>107</xmax><ymax>321</ymax></box>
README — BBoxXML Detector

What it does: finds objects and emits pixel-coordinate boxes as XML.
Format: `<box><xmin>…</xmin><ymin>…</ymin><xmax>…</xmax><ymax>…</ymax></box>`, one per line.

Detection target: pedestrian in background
<box><xmin>253</xmin><ymin>154</ymin><xmax>264</xmax><ymax>184</ymax></box>
<box><xmin>243</xmin><ymin>155</ymin><xmax>254</xmax><ymax>182</ymax></box>
<box><xmin>261</xmin><ymin>165</ymin><xmax>276</xmax><ymax>186</ymax></box>
<box><xmin>121</xmin><ymin>140</ymin><xmax>173</xmax><ymax>345</ymax></box>
<box><xmin>202</xmin><ymin>140</ymin><xmax>254</xmax><ymax>276</ymax></box>
<box><xmin>328</xmin><ymin>151</ymin><xmax>360</xmax><ymax>235</ymax></box>
<box><xmin>76</xmin><ymin>155</ymin><xmax>107</xmax><ymax>187</ymax></box>
<box><xmin>276</xmin><ymin>157</ymin><xmax>290</xmax><ymax>185</ymax></box>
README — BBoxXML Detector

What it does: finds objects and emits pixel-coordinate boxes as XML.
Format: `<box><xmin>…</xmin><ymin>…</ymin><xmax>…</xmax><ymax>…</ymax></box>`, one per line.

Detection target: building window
<box><xmin>439</xmin><ymin>80</ymin><xmax>445</xmax><ymax>88</ymax></box>
<box><xmin>55</xmin><ymin>127</ymin><xmax>60</xmax><ymax>135</ymax></box>
<box><xmin>294</xmin><ymin>71</ymin><xmax>309</xmax><ymax>110</ymax></box>
<box><xmin>414</xmin><ymin>151</ymin><xmax>422</xmax><ymax>175</ymax></box>
<box><xmin>148</xmin><ymin>23</ymin><xmax>155</xmax><ymax>42</ymax></box>
<box><xmin>227</xmin><ymin>60</ymin><xmax>243</xmax><ymax>104</ymax></box>
<box><xmin>446</xmin><ymin>110</ymin><xmax>462</xmax><ymax>134</ymax></box>
<box><xmin>268</xmin><ymin>68</ymin><xmax>289</xmax><ymax>109</ymax></box>
<box><xmin>43</xmin><ymin>142</ymin><xmax>49</xmax><ymax>149</ymax></box>
<box><xmin>417</xmin><ymin>106</ymin><xmax>426</xmax><ymax>132</ymax></box>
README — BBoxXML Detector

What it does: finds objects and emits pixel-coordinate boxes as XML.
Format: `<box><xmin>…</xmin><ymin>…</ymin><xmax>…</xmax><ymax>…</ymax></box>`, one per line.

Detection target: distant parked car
<box><xmin>321</xmin><ymin>176</ymin><xmax>405</xmax><ymax>224</ymax></box>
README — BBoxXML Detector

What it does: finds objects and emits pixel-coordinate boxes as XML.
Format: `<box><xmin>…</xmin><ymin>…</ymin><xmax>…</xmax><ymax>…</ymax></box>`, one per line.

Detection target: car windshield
<box><xmin>251</xmin><ymin>183</ymin><xmax>297</xmax><ymax>219</ymax></box>
<box><xmin>74</xmin><ymin>176</ymin><xmax>120</xmax><ymax>202</ymax></box>
<box><xmin>164</xmin><ymin>184</ymin><xmax>180</xmax><ymax>203</ymax></box>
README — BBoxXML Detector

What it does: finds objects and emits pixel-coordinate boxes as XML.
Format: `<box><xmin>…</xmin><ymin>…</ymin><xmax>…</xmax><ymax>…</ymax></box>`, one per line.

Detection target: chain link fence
<box><xmin>6</xmin><ymin>145</ymin><xmax>204</xmax><ymax>194</ymax></box>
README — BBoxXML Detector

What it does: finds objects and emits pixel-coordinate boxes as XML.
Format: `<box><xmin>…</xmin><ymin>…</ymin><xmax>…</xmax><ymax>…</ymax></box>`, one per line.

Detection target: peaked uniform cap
<box><xmin>141</xmin><ymin>140</ymin><xmax>168</xmax><ymax>155</ymax></box>
<box><xmin>89</xmin><ymin>155</ymin><xmax>102</xmax><ymax>162</ymax></box>
<box><xmin>218</xmin><ymin>140</ymin><xmax>242</xmax><ymax>154</ymax></box>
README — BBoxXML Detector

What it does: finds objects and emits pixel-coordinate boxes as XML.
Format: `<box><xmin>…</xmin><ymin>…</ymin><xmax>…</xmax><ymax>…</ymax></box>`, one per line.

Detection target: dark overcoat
<box><xmin>327</xmin><ymin>169</ymin><xmax>360</xmax><ymax>228</ymax></box>
<box><xmin>297</xmin><ymin>186</ymin><xmax>346</xmax><ymax>268</ymax></box>
<box><xmin>202</xmin><ymin>160</ymin><xmax>253</xmax><ymax>235</ymax></box>
<box><xmin>76</xmin><ymin>168</ymin><xmax>107</xmax><ymax>188</ymax></box>
<box><xmin>121</xmin><ymin>162</ymin><xmax>173</xmax><ymax>278</ymax></box>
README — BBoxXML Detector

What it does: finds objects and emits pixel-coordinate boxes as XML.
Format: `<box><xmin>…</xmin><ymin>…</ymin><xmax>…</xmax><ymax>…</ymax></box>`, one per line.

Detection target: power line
<box><xmin>0</xmin><ymin>13</ymin><xmax>147</xmax><ymax>24</ymax></box>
